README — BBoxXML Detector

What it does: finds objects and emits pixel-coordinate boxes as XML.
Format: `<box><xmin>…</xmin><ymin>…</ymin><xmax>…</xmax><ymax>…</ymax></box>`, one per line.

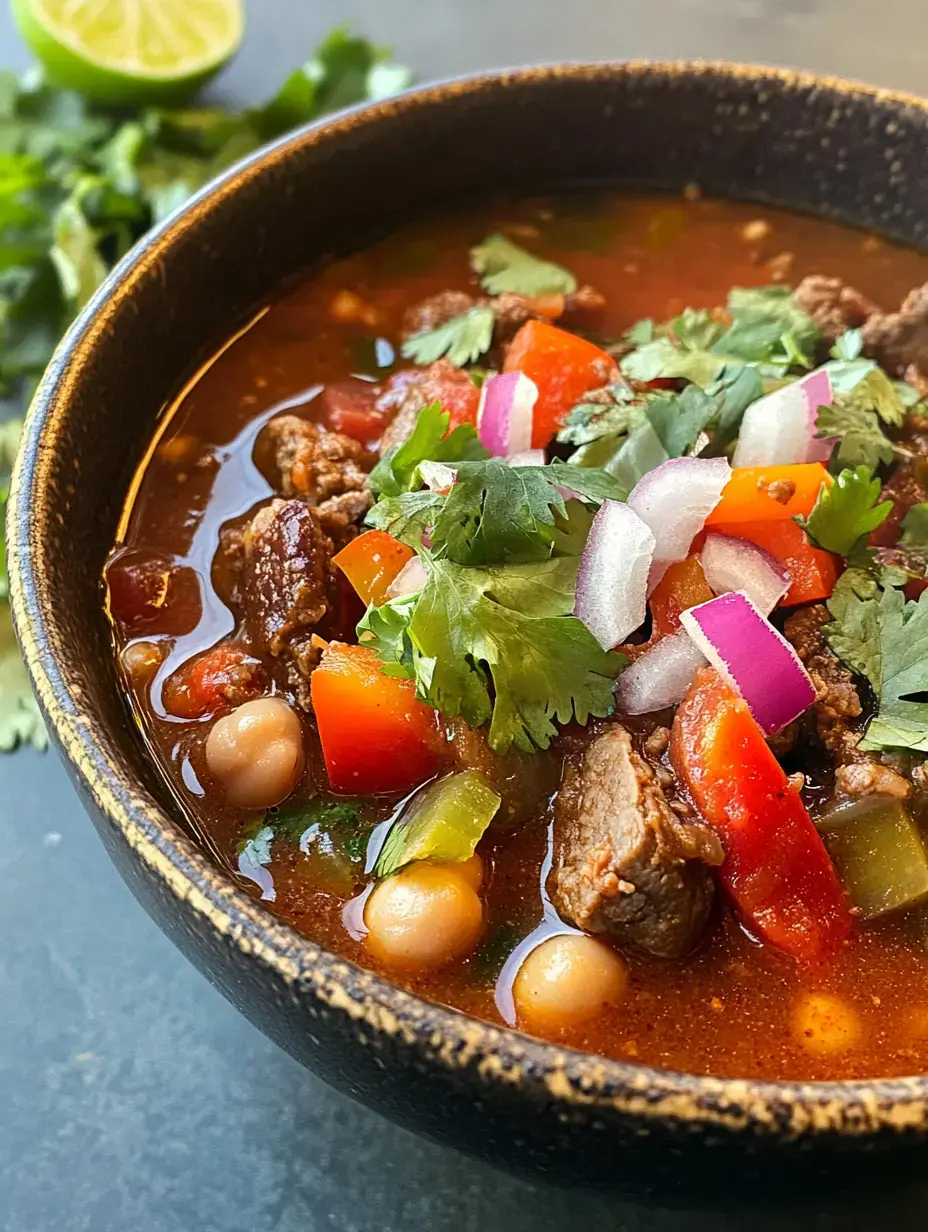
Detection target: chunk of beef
<box><xmin>241</xmin><ymin>499</ymin><xmax>336</xmax><ymax>708</ymax></box>
<box><xmin>552</xmin><ymin>725</ymin><xmax>722</xmax><ymax>959</ymax></box>
<box><xmin>401</xmin><ymin>286</ymin><xmax>606</xmax><ymax>344</ymax></box>
<box><xmin>316</xmin><ymin>489</ymin><xmax>374</xmax><ymax>549</ymax></box>
<box><xmin>870</xmin><ymin>464</ymin><xmax>928</xmax><ymax>549</ymax></box>
<box><xmin>793</xmin><ymin>275</ymin><xmax>879</xmax><ymax>349</ymax></box>
<box><xmin>263</xmin><ymin>416</ymin><xmax>368</xmax><ymax>502</ymax></box>
<box><xmin>376</xmin><ymin>360</ymin><xmax>480</xmax><ymax>456</ymax></box>
<box><xmin>782</xmin><ymin>605</ymin><xmax>912</xmax><ymax>799</ymax></box>
<box><xmin>861</xmin><ymin>283</ymin><xmax>928</xmax><ymax>379</ymax></box>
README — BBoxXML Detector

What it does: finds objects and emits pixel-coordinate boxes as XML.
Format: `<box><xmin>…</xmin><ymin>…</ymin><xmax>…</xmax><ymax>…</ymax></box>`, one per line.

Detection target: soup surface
<box><xmin>105</xmin><ymin>190</ymin><xmax>928</xmax><ymax>1081</ymax></box>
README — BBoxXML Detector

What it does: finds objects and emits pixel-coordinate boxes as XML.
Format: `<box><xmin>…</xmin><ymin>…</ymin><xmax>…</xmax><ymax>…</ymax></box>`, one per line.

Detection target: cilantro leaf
<box><xmin>900</xmin><ymin>504</ymin><xmax>928</xmax><ymax>554</ymax></box>
<box><xmin>364</xmin><ymin>556</ymin><xmax>624</xmax><ymax>752</ymax></box>
<box><xmin>401</xmin><ymin>306</ymin><xmax>495</xmax><ymax>368</ymax></box>
<box><xmin>470</xmin><ymin>233</ymin><xmax>577</xmax><ymax>297</ymax></box>
<box><xmin>795</xmin><ymin>466</ymin><xmax>892</xmax><ymax>557</ymax></box>
<box><xmin>644</xmin><ymin>385</ymin><xmax>717</xmax><ymax>457</ymax></box>
<box><xmin>365</xmin><ymin>489</ymin><xmax>444</xmax><ymax>548</ymax></box>
<box><xmin>556</xmin><ymin>382</ymin><xmax>638</xmax><ymax>447</ymax></box>
<box><xmin>430</xmin><ymin>459</ymin><xmax>626</xmax><ymax>565</ymax></box>
<box><xmin>814</xmin><ymin>401</ymin><xmax>894</xmax><ymax>471</ymax></box>
<box><xmin>368</xmin><ymin>403</ymin><xmax>489</xmax><ymax>497</ymax></box>
<box><xmin>826</xmin><ymin>582</ymin><xmax>928</xmax><ymax>752</ymax></box>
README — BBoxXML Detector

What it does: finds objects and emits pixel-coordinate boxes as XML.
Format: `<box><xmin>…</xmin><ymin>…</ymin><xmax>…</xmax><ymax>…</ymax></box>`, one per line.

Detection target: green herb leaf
<box><xmin>368</xmin><ymin>402</ymin><xmax>489</xmax><ymax>498</ymax></box>
<box><xmin>374</xmin><ymin>770</ymin><xmax>500</xmax><ymax>878</ymax></box>
<box><xmin>644</xmin><ymin>385</ymin><xmax>717</xmax><ymax>457</ymax></box>
<box><xmin>795</xmin><ymin>467</ymin><xmax>892</xmax><ymax>557</ymax></box>
<box><xmin>470</xmin><ymin>233</ymin><xmax>577</xmax><ymax>297</ymax></box>
<box><xmin>814</xmin><ymin>401</ymin><xmax>894</xmax><ymax>471</ymax></box>
<box><xmin>901</xmin><ymin>504</ymin><xmax>928</xmax><ymax>554</ymax></box>
<box><xmin>826</xmin><ymin>582</ymin><xmax>928</xmax><ymax>752</ymax></box>
<box><xmin>364</xmin><ymin>555</ymin><xmax>624</xmax><ymax>753</ymax></box>
<box><xmin>401</xmin><ymin>306</ymin><xmax>495</xmax><ymax>368</ymax></box>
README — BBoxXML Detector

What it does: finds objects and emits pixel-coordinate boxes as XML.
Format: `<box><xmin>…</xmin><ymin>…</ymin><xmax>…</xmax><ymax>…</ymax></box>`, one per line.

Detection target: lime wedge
<box><xmin>11</xmin><ymin>0</ymin><xmax>245</xmax><ymax>105</ymax></box>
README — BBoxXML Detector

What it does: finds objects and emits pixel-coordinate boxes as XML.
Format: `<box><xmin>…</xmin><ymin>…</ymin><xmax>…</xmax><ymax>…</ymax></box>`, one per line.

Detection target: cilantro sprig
<box><xmin>401</xmin><ymin>306</ymin><xmax>495</xmax><ymax>368</ymax></box>
<box><xmin>470</xmin><ymin>234</ymin><xmax>577</xmax><ymax>297</ymax></box>
<box><xmin>795</xmin><ymin>466</ymin><xmax>892</xmax><ymax>557</ymax></box>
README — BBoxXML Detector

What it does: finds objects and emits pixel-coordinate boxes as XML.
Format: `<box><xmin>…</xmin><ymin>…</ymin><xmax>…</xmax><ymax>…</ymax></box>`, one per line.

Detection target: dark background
<box><xmin>4</xmin><ymin>2</ymin><xmax>928</xmax><ymax>1229</ymax></box>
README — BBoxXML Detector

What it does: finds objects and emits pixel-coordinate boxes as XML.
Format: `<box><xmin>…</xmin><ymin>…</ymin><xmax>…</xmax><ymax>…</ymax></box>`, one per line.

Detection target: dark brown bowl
<box><xmin>10</xmin><ymin>61</ymin><xmax>928</xmax><ymax>1203</ymax></box>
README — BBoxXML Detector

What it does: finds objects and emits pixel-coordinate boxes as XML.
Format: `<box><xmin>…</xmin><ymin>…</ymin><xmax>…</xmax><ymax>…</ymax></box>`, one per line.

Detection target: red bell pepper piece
<box><xmin>323</xmin><ymin>381</ymin><xmax>391</xmax><ymax>444</ymax></box>
<box><xmin>504</xmin><ymin>320</ymin><xmax>617</xmax><ymax>448</ymax></box>
<box><xmin>649</xmin><ymin>556</ymin><xmax>714</xmax><ymax>639</ymax></box>
<box><xmin>707</xmin><ymin>519</ymin><xmax>841</xmax><ymax>606</ymax></box>
<box><xmin>310</xmin><ymin>643</ymin><xmax>445</xmax><ymax>794</ymax></box>
<box><xmin>332</xmin><ymin>530</ymin><xmax>415</xmax><ymax>608</ymax></box>
<box><xmin>671</xmin><ymin>669</ymin><xmax>852</xmax><ymax>964</ymax></box>
<box><xmin>706</xmin><ymin>463</ymin><xmax>831</xmax><ymax>525</ymax></box>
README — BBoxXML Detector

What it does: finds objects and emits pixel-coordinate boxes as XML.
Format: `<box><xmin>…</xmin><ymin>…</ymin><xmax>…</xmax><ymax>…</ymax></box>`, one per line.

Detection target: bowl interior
<box><xmin>12</xmin><ymin>61</ymin><xmax>928</xmax><ymax>1099</ymax></box>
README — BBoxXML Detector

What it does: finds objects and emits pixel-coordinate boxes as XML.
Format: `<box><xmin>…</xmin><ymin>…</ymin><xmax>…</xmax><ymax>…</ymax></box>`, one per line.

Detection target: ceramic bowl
<box><xmin>10</xmin><ymin>62</ymin><xmax>928</xmax><ymax>1201</ymax></box>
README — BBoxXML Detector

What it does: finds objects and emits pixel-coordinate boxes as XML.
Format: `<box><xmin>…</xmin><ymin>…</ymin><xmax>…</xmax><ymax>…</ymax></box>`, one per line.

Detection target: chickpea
<box><xmin>120</xmin><ymin>640</ymin><xmax>163</xmax><ymax>687</ymax></box>
<box><xmin>513</xmin><ymin>934</ymin><xmax>629</xmax><ymax>1031</ymax></box>
<box><xmin>205</xmin><ymin>697</ymin><xmax>304</xmax><ymax>809</ymax></box>
<box><xmin>792</xmin><ymin>992</ymin><xmax>861</xmax><ymax>1057</ymax></box>
<box><xmin>364</xmin><ymin>863</ymin><xmax>484</xmax><ymax>971</ymax></box>
<box><xmin>455</xmin><ymin>853</ymin><xmax>485</xmax><ymax>891</ymax></box>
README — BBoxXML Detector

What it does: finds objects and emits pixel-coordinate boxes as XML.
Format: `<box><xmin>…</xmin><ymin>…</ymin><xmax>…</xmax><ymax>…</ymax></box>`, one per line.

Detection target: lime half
<box><xmin>11</xmin><ymin>0</ymin><xmax>245</xmax><ymax>105</ymax></box>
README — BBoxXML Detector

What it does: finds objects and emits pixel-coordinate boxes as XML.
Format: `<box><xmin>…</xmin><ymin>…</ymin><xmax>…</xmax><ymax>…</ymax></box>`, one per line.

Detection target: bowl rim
<box><xmin>11</xmin><ymin>57</ymin><xmax>928</xmax><ymax>1139</ymax></box>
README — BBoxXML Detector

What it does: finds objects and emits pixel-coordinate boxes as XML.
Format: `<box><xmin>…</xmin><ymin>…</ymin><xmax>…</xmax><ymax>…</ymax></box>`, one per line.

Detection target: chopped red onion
<box><xmin>680</xmin><ymin>591</ymin><xmax>816</xmax><ymax>735</ymax></box>
<box><xmin>386</xmin><ymin>556</ymin><xmax>428</xmax><ymax>600</ymax></box>
<box><xmin>574</xmin><ymin>499</ymin><xmax>655</xmax><ymax>650</ymax></box>
<box><xmin>419</xmin><ymin>461</ymin><xmax>456</xmax><ymax>491</ymax></box>
<box><xmin>627</xmin><ymin>457</ymin><xmax>731</xmax><ymax>591</ymax></box>
<box><xmin>732</xmin><ymin>369</ymin><xmax>834</xmax><ymax>468</ymax></box>
<box><xmin>615</xmin><ymin>630</ymin><xmax>707</xmax><ymax>715</ymax></box>
<box><xmin>477</xmin><ymin>371</ymin><xmax>537</xmax><ymax>457</ymax></box>
<box><xmin>701</xmin><ymin>532</ymin><xmax>790</xmax><ymax>615</ymax></box>
<box><xmin>507</xmin><ymin>449</ymin><xmax>546</xmax><ymax>468</ymax></box>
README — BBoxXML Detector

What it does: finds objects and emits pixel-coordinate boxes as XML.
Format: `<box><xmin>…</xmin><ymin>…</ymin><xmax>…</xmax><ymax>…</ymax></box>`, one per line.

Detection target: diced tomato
<box><xmin>105</xmin><ymin>549</ymin><xmax>201</xmax><ymax>637</ymax></box>
<box><xmin>671</xmin><ymin>669</ymin><xmax>852</xmax><ymax>964</ymax></box>
<box><xmin>706</xmin><ymin>464</ymin><xmax>831</xmax><ymax>526</ymax></box>
<box><xmin>649</xmin><ymin>556</ymin><xmax>714</xmax><ymax>638</ymax></box>
<box><xmin>504</xmin><ymin>320</ymin><xmax>617</xmax><ymax>448</ymax></box>
<box><xmin>708</xmin><ymin>518</ymin><xmax>841</xmax><ymax>606</ymax></box>
<box><xmin>323</xmin><ymin>381</ymin><xmax>390</xmax><ymax>444</ymax></box>
<box><xmin>163</xmin><ymin>644</ymin><xmax>267</xmax><ymax>720</ymax></box>
<box><xmin>310</xmin><ymin>643</ymin><xmax>445</xmax><ymax>794</ymax></box>
<box><xmin>332</xmin><ymin>530</ymin><xmax>415</xmax><ymax>607</ymax></box>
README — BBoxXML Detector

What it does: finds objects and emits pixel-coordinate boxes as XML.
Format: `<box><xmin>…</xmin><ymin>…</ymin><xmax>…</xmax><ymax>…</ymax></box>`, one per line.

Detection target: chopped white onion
<box><xmin>614</xmin><ymin>630</ymin><xmax>707</xmax><ymax>715</ymax></box>
<box><xmin>701</xmin><ymin>532</ymin><xmax>791</xmax><ymax>616</ymax></box>
<box><xmin>386</xmin><ymin>556</ymin><xmax>428</xmax><ymax>599</ymax></box>
<box><xmin>418</xmin><ymin>461</ymin><xmax>456</xmax><ymax>491</ymax></box>
<box><xmin>574</xmin><ymin>499</ymin><xmax>655</xmax><ymax>650</ymax></box>
<box><xmin>732</xmin><ymin>369</ymin><xmax>834</xmax><ymax>468</ymax></box>
<box><xmin>680</xmin><ymin>591</ymin><xmax>816</xmax><ymax>735</ymax></box>
<box><xmin>477</xmin><ymin>371</ymin><xmax>537</xmax><ymax>456</ymax></box>
<box><xmin>627</xmin><ymin>457</ymin><xmax>731</xmax><ymax>592</ymax></box>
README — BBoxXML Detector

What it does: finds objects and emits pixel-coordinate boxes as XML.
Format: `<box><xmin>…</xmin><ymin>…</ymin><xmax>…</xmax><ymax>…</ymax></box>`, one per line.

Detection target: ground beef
<box><xmin>400</xmin><ymin>285</ymin><xmax>606</xmax><ymax>344</ymax></box>
<box><xmin>869</xmin><ymin>465</ymin><xmax>928</xmax><ymax>549</ymax></box>
<box><xmin>860</xmin><ymin>283</ymin><xmax>928</xmax><ymax>380</ymax></box>
<box><xmin>793</xmin><ymin>275</ymin><xmax>879</xmax><ymax>349</ymax></box>
<box><xmin>315</xmin><ymin>489</ymin><xmax>374</xmax><ymax>549</ymax></box>
<box><xmin>551</xmin><ymin>725</ymin><xmax>722</xmax><ymax>959</ymax></box>
<box><xmin>262</xmin><ymin>416</ymin><xmax>369</xmax><ymax>503</ymax></box>
<box><xmin>241</xmin><ymin>499</ymin><xmax>336</xmax><ymax>708</ymax></box>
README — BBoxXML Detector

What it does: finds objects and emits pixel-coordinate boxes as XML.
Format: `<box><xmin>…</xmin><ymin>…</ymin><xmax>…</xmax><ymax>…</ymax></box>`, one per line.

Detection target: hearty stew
<box><xmin>105</xmin><ymin>190</ymin><xmax>928</xmax><ymax>1081</ymax></box>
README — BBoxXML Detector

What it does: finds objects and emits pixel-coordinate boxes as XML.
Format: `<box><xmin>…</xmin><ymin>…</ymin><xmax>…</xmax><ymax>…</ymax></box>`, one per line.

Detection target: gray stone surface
<box><xmin>4</xmin><ymin>1</ymin><xmax>928</xmax><ymax>1228</ymax></box>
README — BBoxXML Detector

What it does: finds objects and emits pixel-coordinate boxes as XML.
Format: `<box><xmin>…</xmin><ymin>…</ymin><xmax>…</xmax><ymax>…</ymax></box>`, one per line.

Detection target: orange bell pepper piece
<box><xmin>504</xmin><ymin>320</ymin><xmax>617</xmax><ymax>448</ymax></box>
<box><xmin>332</xmin><ymin>530</ymin><xmax>414</xmax><ymax>608</ymax></box>
<box><xmin>310</xmin><ymin>643</ymin><xmax>445</xmax><ymax>794</ymax></box>
<box><xmin>671</xmin><ymin>669</ymin><xmax>852</xmax><ymax>964</ymax></box>
<box><xmin>706</xmin><ymin>464</ymin><xmax>832</xmax><ymax>526</ymax></box>
<box><xmin>648</xmin><ymin>556</ymin><xmax>714</xmax><ymax>638</ymax></box>
<box><xmin>708</xmin><ymin>519</ymin><xmax>840</xmax><ymax>606</ymax></box>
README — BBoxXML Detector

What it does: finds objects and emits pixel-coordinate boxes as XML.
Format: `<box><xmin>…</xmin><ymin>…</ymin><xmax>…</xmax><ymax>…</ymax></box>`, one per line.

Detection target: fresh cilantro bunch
<box><xmin>360</xmin><ymin>405</ymin><xmax>626</xmax><ymax>753</ymax></box>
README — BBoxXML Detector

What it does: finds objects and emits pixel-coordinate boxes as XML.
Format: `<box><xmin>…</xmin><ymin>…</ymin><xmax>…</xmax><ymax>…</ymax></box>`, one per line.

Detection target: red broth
<box><xmin>106</xmin><ymin>192</ymin><xmax>928</xmax><ymax>1081</ymax></box>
